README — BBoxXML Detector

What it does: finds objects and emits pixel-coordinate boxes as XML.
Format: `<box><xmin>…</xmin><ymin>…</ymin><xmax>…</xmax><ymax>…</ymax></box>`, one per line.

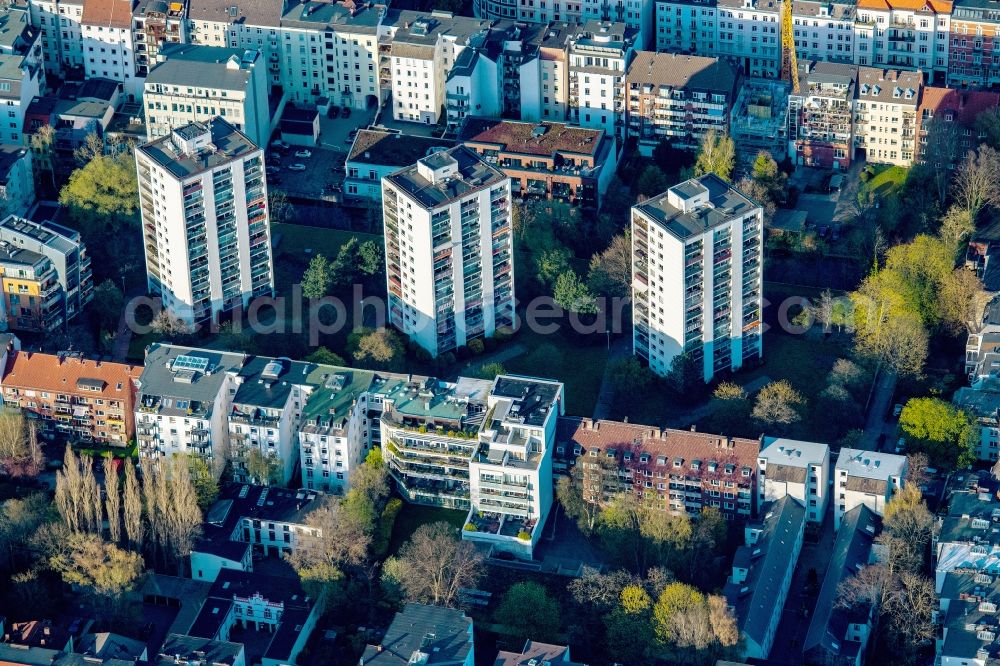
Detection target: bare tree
<box><xmin>122</xmin><ymin>459</ymin><xmax>143</xmax><ymax>551</ymax></box>
<box><xmin>55</xmin><ymin>446</ymin><xmax>84</xmax><ymax>533</ymax></box>
<box><xmin>940</xmin><ymin>267</ymin><xmax>989</xmax><ymax>335</ymax></box>
<box><xmin>953</xmin><ymin>145</ymin><xmax>1000</xmax><ymax>220</ymax></box>
<box><xmin>707</xmin><ymin>594</ymin><xmax>739</xmax><ymax>647</ymax></box>
<box><xmin>916</xmin><ymin>117</ymin><xmax>960</xmax><ymax>204</ymax></box>
<box><xmin>0</xmin><ymin>411</ymin><xmax>42</xmax><ymax>477</ymax></box>
<box><xmin>394</xmin><ymin>521</ymin><xmax>484</xmax><ymax>607</ymax></box>
<box><xmin>142</xmin><ymin>457</ymin><xmax>202</xmax><ymax>574</ymax></box>
<box><xmin>80</xmin><ymin>454</ymin><xmax>101</xmax><ymax>534</ymax></box>
<box><xmin>103</xmin><ymin>457</ymin><xmax>121</xmax><ymax>544</ymax></box>
<box><xmin>149</xmin><ymin>310</ymin><xmax>193</xmax><ymax>337</ymax></box>
<box><xmin>74</xmin><ymin>132</ymin><xmax>104</xmax><ymax>165</ymax></box>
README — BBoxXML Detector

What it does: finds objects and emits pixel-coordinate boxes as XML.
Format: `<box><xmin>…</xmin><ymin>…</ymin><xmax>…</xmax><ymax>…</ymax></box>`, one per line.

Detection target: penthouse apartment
<box><xmin>854</xmin><ymin>67</ymin><xmax>922</xmax><ymax>166</ymax></box>
<box><xmin>834</xmin><ymin>448</ymin><xmax>907</xmax><ymax>529</ymax></box>
<box><xmin>382</xmin><ymin>146</ymin><xmax>513</xmax><ymax>358</ymax></box>
<box><xmin>379</xmin><ymin>374</ymin><xmax>493</xmax><ymax>510</ymax></box>
<box><xmin>132</xmin><ymin>0</ymin><xmax>187</xmax><ymax>78</ymax></box>
<box><xmin>724</xmin><ymin>496</ymin><xmax>806</xmax><ymax>660</ymax></box>
<box><xmin>136</xmin><ymin>119</ymin><xmax>273</xmax><ymax>326</ymax></box>
<box><xmin>788</xmin><ymin>61</ymin><xmax>857</xmax><ymax>169</ymax></box>
<box><xmin>757</xmin><ymin>437</ymin><xmax>830</xmax><ymax>523</ymax></box>
<box><xmin>625</xmin><ymin>51</ymin><xmax>740</xmax><ymax>153</ymax></box>
<box><xmin>0</xmin><ymin>216</ymin><xmax>93</xmax><ymax>323</ymax></box>
<box><xmin>1</xmin><ymin>350</ymin><xmax>139</xmax><ymax>444</ymax></box>
<box><xmin>458</xmin><ymin>117</ymin><xmax>618</xmax><ymax>209</ymax></box>
<box><xmin>465</xmin><ymin>375</ymin><xmax>564</xmax><ymax>557</ymax></box>
<box><xmin>631</xmin><ymin>175</ymin><xmax>764</xmax><ymax>382</ymax></box>
<box><xmin>567</xmin><ymin>21</ymin><xmax>635</xmax><ymax>139</ymax></box>
<box><xmin>559</xmin><ymin>417</ymin><xmax>759</xmax><ymax>520</ymax></box>
<box><xmin>144</xmin><ymin>44</ymin><xmax>270</xmax><ymax>147</ymax></box>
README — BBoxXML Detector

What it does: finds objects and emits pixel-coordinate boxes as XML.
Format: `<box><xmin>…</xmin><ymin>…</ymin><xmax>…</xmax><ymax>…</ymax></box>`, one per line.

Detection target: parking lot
<box><xmin>317</xmin><ymin>105</ymin><xmax>377</xmax><ymax>149</ymax></box>
<box><xmin>266</xmin><ymin>143</ymin><xmax>348</xmax><ymax>201</ymax></box>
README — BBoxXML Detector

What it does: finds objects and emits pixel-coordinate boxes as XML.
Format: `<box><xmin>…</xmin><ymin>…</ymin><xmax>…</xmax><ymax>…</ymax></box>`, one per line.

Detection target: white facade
<box><xmin>853</xmin><ymin>0</ymin><xmax>949</xmax><ymax>83</ymax></box>
<box><xmin>716</xmin><ymin>0</ymin><xmax>781</xmax><ymax>78</ymax></box>
<box><xmin>0</xmin><ymin>53</ymin><xmax>42</xmax><ymax>146</ymax></box>
<box><xmin>299</xmin><ymin>387</ymin><xmax>371</xmax><ymax>495</ymax></box>
<box><xmin>382</xmin><ymin>146</ymin><xmax>514</xmax><ymax>358</ymax></box>
<box><xmin>834</xmin><ymin>448</ymin><xmax>907</xmax><ymax>529</ymax></box>
<box><xmin>631</xmin><ymin>174</ymin><xmax>764</xmax><ymax>382</ymax></box>
<box><xmin>144</xmin><ymin>45</ymin><xmax>271</xmax><ymax>147</ymax></box>
<box><xmin>0</xmin><ymin>147</ymin><xmax>35</xmax><ymax>218</ymax></box>
<box><xmin>853</xmin><ymin>66</ymin><xmax>921</xmax><ymax>166</ymax></box>
<box><xmin>29</xmin><ymin>0</ymin><xmax>84</xmax><ymax>76</ymax></box>
<box><xmin>567</xmin><ymin>21</ymin><xmax>634</xmax><ymax>139</ymax></box>
<box><xmin>757</xmin><ymin>437</ymin><xmax>830</xmax><ymax>523</ymax></box>
<box><xmin>136</xmin><ymin>119</ymin><xmax>274</xmax><ymax>326</ymax></box>
<box><xmin>80</xmin><ymin>0</ymin><xmax>141</xmax><ymax>101</ymax></box>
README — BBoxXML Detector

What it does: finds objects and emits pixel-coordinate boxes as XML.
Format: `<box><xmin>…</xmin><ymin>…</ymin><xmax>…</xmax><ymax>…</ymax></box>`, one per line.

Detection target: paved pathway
<box><xmin>859</xmin><ymin>366</ymin><xmax>897</xmax><ymax>451</ymax></box>
<box><xmin>111</xmin><ymin>301</ymin><xmax>135</xmax><ymax>363</ymax></box>
<box><xmin>591</xmin><ymin>336</ymin><xmax>632</xmax><ymax>420</ymax></box>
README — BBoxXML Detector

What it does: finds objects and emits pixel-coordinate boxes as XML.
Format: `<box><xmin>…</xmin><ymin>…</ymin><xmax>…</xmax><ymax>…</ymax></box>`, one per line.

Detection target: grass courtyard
<box><xmin>386</xmin><ymin>502</ymin><xmax>467</xmax><ymax>556</ymax></box>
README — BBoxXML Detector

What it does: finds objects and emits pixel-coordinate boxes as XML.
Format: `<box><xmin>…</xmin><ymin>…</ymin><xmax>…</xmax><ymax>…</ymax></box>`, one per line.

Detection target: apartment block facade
<box><xmin>144</xmin><ymin>44</ymin><xmax>270</xmax><ymax>147</ymax></box>
<box><xmin>757</xmin><ymin>436</ymin><xmax>830</xmax><ymax>523</ymax></box>
<box><xmin>559</xmin><ymin>417</ymin><xmax>759</xmax><ymax>520</ymax></box>
<box><xmin>567</xmin><ymin>21</ymin><xmax>635</xmax><ymax>138</ymax></box>
<box><xmin>626</xmin><ymin>51</ymin><xmax>739</xmax><ymax>152</ymax></box>
<box><xmin>382</xmin><ymin>146</ymin><xmax>513</xmax><ymax>358</ymax></box>
<box><xmin>948</xmin><ymin>0</ymin><xmax>1000</xmax><ymax>88</ymax></box>
<box><xmin>834</xmin><ymin>448</ymin><xmax>907</xmax><ymax>529</ymax></box>
<box><xmin>789</xmin><ymin>60</ymin><xmax>857</xmax><ymax>168</ymax></box>
<box><xmin>0</xmin><ymin>243</ymin><xmax>65</xmax><ymax>332</ymax></box>
<box><xmin>631</xmin><ymin>175</ymin><xmax>763</xmax><ymax>382</ymax></box>
<box><xmin>136</xmin><ymin>118</ymin><xmax>274</xmax><ymax>326</ymax></box>
<box><xmin>1</xmin><ymin>350</ymin><xmax>139</xmax><ymax>444</ymax></box>
<box><xmin>854</xmin><ymin>66</ymin><xmax>921</xmax><ymax>166</ymax></box>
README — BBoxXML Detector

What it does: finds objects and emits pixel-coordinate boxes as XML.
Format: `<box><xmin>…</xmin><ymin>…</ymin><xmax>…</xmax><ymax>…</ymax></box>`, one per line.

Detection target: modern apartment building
<box><xmin>833</xmin><ymin>448</ymin><xmax>907</xmax><ymax>529</ymax></box>
<box><xmin>465</xmin><ymin>375</ymin><xmax>564</xmax><ymax>557</ymax></box>
<box><xmin>757</xmin><ymin>437</ymin><xmax>830</xmax><ymax>523</ymax></box>
<box><xmin>0</xmin><ymin>350</ymin><xmax>140</xmax><ymax>444</ymax></box>
<box><xmin>0</xmin><ymin>50</ymin><xmax>42</xmax><ymax>146</ymax></box>
<box><xmin>939</xmin><ymin>568</ymin><xmax>1000</xmax><ymax>666</ymax></box>
<box><xmin>955</xmin><ymin>381</ymin><xmax>1000</xmax><ymax>463</ymax></box>
<box><xmin>458</xmin><ymin>116</ymin><xmax>618</xmax><ymax>208</ymax></box>
<box><xmin>0</xmin><ymin>147</ymin><xmax>35</xmax><ymax>219</ymax></box>
<box><xmin>935</xmin><ymin>482</ymin><xmax>1000</xmax><ymax>591</ymax></box>
<box><xmin>135</xmin><ymin>344</ymin><xmax>247</xmax><ymax>473</ymax></box>
<box><xmin>791</xmin><ymin>0</ymin><xmax>858</xmax><ymax>65</ymax></box>
<box><xmin>132</xmin><ymin>0</ymin><xmax>187</xmax><ymax>78</ymax></box>
<box><xmin>854</xmin><ymin>0</ymin><xmax>950</xmax><ymax>83</ymax></box>
<box><xmin>136</xmin><ymin>118</ymin><xmax>274</xmax><ymax>326</ymax></box>
<box><xmin>625</xmin><ymin>51</ymin><xmax>740</xmax><ymax>152</ymax></box>
<box><xmin>559</xmin><ymin>417</ymin><xmax>759</xmax><ymax>520</ymax></box>
<box><xmin>631</xmin><ymin>174</ymin><xmax>763</xmax><ymax>382</ymax></box>
<box><xmin>853</xmin><ymin>66</ymin><xmax>921</xmax><ymax>166</ymax></box>
<box><xmin>0</xmin><ymin>243</ymin><xmax>66</xmax><ymax>332</ymax></box>
<box><xmin>567</xmin><ymin>21</ymin><xmax>635</xmax><ymax>139</ymax></box>
<box><xmin>186</xmin><ymin>0</ymin><xmax>284</xmax><ymax>93</ymax></box>
<box><xmin>788</xmin><ymin>60</ymin><xmax>857</xmax><ymax>168</ymax></box>
<box><xmin>144</xmin><ymin>44</ymin><xmax>270</xmax><ymax>146</ymax></box>
<box><xmin>81</xmin><ymin>0</ymin><xmax>141</xmax><ymax>100</ymax></box>
<box><xmin>0</xmin><ymin>214</ymin><xmax>94</xmax><ymax>323</ymax></box>
<box><xmin>345</xmin><ymin>129</ymin><xmax>453</xmax><ymax>204</ymax></box>
<box><xmin>724</xmin><ymin>496</ymin><xmax>806</xmax><ymax>661</ymax></box>
<box><xmin>517</xmin><ymin>22</ymin><xmax>581</xmax><ymax>123</ymax></box>
<box><xmin>382</xmin><ymin>146</ymin><xmax>513</xmax><ymax>358</ymax></box>
<box><xmin>379</xmin><ymin>374</ymin><xmax>493</xmax><ymax>510</ymax></box>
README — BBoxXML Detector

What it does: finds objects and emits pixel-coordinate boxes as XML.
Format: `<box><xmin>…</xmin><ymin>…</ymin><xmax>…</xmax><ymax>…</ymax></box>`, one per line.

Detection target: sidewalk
<box><xmin>592</xmin><ymin>336</ymin><xmax>632</xmax><ymax>420</ymax></box>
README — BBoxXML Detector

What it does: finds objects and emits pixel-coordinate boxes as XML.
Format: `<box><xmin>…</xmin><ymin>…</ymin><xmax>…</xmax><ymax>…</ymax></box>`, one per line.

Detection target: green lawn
<box><xmin>865</xmin><ymin>164</ymin><xmax>908</xmax><ymax>196</ymax></box>
<box><xmin>387</xmin><ymin>502</ymin><xmax>468</xmax><ymax>556</ymax></box>
<box><xmin>271</xmin><ymin>223</ymin><xmax>381</xmax><ymax>259</ymax></box>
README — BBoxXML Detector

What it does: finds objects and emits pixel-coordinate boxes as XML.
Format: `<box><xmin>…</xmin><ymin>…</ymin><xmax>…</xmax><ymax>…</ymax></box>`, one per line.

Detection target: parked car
<box><xmin>270</xmin><ymin>139</ymin><xmax>289</xmax><ymax>150</ymax></box>
<box><xmin>268</xmin><ymin>152</ymin><xmax>283</xmax><ymax>162</ymax></box>
<box><xmin>288</xmin><ymin>163</ymin><xmax>306</xmax><ymax>172</ymax></box>
<box><xmin>327</xmin><ymin>106</ymin><xmax>340</xmax><ymax>119</ymax></box>
<box><xmin>341</xmin><ymin>106</ymin><xmax>352</xmax><ymax>118</ymax></box>
<box><xmin>294</xmin><ymin>149</ymin><xmax>312</xmax><ymax>158</ymax></box>
<box><xmin>266</xmin><ymin>165</ymin><xmax>280</xmax><ymax>174</ymax></box>
<box><xmin>818</xmin><ymin>225</ymin><xmax>829</xmax><ymax>238</ymax></box>
<box><xmin>893</xmin><ymin>403</ymin><xmax>903</xmax><ymax>418</ymax></box>
<box><xmin>895</xmin><ymin>437</ymin><xmax>905</xmax><ymax>454</ymax></box>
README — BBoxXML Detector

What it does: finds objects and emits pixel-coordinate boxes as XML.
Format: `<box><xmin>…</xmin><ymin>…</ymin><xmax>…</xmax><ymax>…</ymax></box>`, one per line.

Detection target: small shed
<box><xmin>770</xmin><ymin>209</ymin><xmax>808</xmax><ymax>237</ymax></box>
<box><xmin>280</xmin><ymin>105</ymin><xmax>320</xmax><ymax>147</ymax></box>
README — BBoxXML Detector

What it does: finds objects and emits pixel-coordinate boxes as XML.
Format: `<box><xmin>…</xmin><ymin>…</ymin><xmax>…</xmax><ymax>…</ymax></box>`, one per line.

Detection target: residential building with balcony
<box><xmin>298</xmin><ymin>366</ymin><xmax>378</xmax><ymax>494</ymax></box>
<box><xmin>853</xmin><ymin>66</ymin><xmax>921</xmax><ymax>165</ymax></box>
<box><xmin>788</xmin><ymin>60</ymin><xmax>856</xmax><ymax>168</ymax></box>
<box><xmin>0</xmin><ymin>214</ymin><xmax>93</xmax><ymax>323</ymax></box>
<box><xmin>654</xmin><ymin>0</ymin><xmax>718</xmax><ymax>54</ymax></box>
<box><xmin>567</xmin><ymin>20</ymin><xmax>635</xmax><ymax>139</ymax></box>
<box><xmin>0</xmin><ymin>350</ymin><xmax>139</xmax><ymax>444</ymax></box>
<box><xmin>458</xmin><ymin>116</ymin><xmax>618</xmax><ymax>209</ymax></box>
<box><xmin>802</xmin><ymin>505</ymin><xmax>881</xmax><ymax>666</ymax></box>
<box><xmin>132</xmin><ymin>0</ymin><xmax>186</xmax><ymax>79</ymax></box>
<box><xmin>361</xmin><ymin>604</ymin><xmax>474</xmax><ymax>666</ymax></box>
<box><xmin>0</xmin><ymin>50</ymin><xmax>43</xmax><ymax>146</ymax></box>
<box><xmin>444</xmin><ymin>41</ymin><xmax>501</xmax><ymax>129</ymax></box>
<box><xmin>0</xmin><ymin>243</ymin><xmax>66</xmax><ymax>333</ymax></box>
<box><xmin>853</xmin><ymin>0</ymin><xmax>950</xmax><ymax>84</ymax></box>
<box><xmin>136</xmin><ymin>118</ymin><xmax>274</xmax><ymax>326</ymax></box>
<box><xmin>559</xmin><ymin>416</ymin><xmax>760</xmax><ymax>520</ymax></box>
<box><xmin>792</xmin><ymin>0</ymin><xmax>858</xmax><ymax>65</ymax></box>
<box><xmin>730</xmin><ymin>79</ymin><xmax>790</xmax><ymax>164</ymax></box>
<box><xmin>955</xmin><ymin>380</ymin><xmax>1000</xmax><ymax>463</ymax></box>
<box><xmin>916</xmin><ymin>86</ymin><xmax>1000</xmax><ymax>165</ymax></box>
<box><xmin>144</xmin><ymin>44</ymin><xmax>270</xmax><ymax>147</ymax></box>
<box><xmin>516</xmin><ymin>22</ymin><xmax>582</xmax><ymax>123</ymax></box>
<box><xmin>135</xmin><ymin>344</ymin><xmax>247</xmax><ymax>473</ymax></box>
<box><xmin>379</xmin><ymin>374</ymin><xmax>493</xmax><ymax>510</ymax></box>
<box><xmin>80</xmin><ymin>0</ymin><xmax>142</xmax><ymax>101</ymax></box>
<box><xmin>936</xmin><ymin>483</ymin><xmax>1000</xmax><ymax>592</ymax></box>
<box><xmin>625</xmin><ymin>51</ymin><xmax>739</xmax><ymax>153</ymax></box>
<box><xmin>0</xmin><ymin>147</ymin><xmax>34</xmax><ymax>220</ymax></box>
<box><xmin>939</xmin><ymin>569</ymin><xmax>1000</xmax><ymax>666</ymax></box>
<box><xmin>29</xmin><ymin>0</ymin><xmax>85</xmax><ymax>78</ymax></box>
<box><xmin>948</xmin><ymin>0</ymin><xmax>1000</xmax><ymax>88</ymax></box>
<box><xmin>344</xmin><ymin>129</ymin><xmax>453</xmax><ymax>203</ymax></box>
<box><xmin>631</xmin><ymin>174</ymin><xmax>763</xmax><ymax>382</ymax></box>
<box><xmin>724</xmin><ymin>496</ymin><xmax>806</xmax><ymax>660</ymax></box>
<box><xmin>227</xmin><ymin>356</ymin><xmax>310</xmax><ymax>487</ymax></box>
<box><xmin>757</xmin><ymin>436</ymin><xmax>830</xmax><ymax>523</ymax></box>
<box><xmin>382</xmin><ymin>146</ymin><xmax>513</xmax><ymax>358</ymax></box>
<box><xmin>716</xmin><ymin>0</ymin><xmax>781</xmax><ymax>78</ymax></box>
<box><xmin>465</xmin><ymin>375</ymin><xmax>564</xmax><ymax>558</ymax></box>
<box><xmin>833</xmin><ymin>448</ymin><xmax>907</xmax><ymax>529</ymax></box>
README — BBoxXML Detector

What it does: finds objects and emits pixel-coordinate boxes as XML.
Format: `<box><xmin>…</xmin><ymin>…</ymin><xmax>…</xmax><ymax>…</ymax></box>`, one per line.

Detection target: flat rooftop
<box><xmin>458</xmin><ymin>117</ymin><xmax>606</xmax><ymax>158</ymax></box>
<box><xmin>138</xmin><ymin>117</ymin><xmax>258</xmax><ymax>180</ymax></box>
<box><xmin>759</xmin><ymin>437</ymin><xmax>829</xmax><ymax>467</ymax></box>
<box><xmin>385</xmin><ymin>145</ymin><xmax>506</xmax><ymax>210</ymax></box>
<box><xmin>147</xmin><ymin>44</ymin><xmax>260</xmax><ymax>92</ymax></box>
<box><xmin>835</xmin><ymin>448</ymin><xmax>907</xmax><ymax>481</ymax></box>
<box><xmin>491</xmin><ymin>375</ymin><xmax>562</xmax><ymax>428</ymax></box>
<box><xmin>348</xmin><ymin>129</ymin><xmax>454</xmax><ymax>167</ymax></box>
<box><xmin>633</xmin><ymin>174</ymin><xmax>759</xmax><ymax>240</ymax></box>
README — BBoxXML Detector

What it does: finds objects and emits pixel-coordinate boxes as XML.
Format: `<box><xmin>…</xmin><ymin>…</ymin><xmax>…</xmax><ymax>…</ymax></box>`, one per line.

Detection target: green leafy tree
<box><xmin>59</xmin><ymin>147</ymin><xmax>139</xmax><ymax>231</ymax></box>
<box><xmin>244</xmin><ymin>448</ymin><xmax>282</xmax><ymax>485</ymax></box>
<box><xmin>693</xmin><ymin>130</ymin><xmax>736</xmax><ymax>182</ymax></box>
<box><xmin>91</xmin><ymin>280</ymin><xmax>123</xmax><ymax>333</ymax></box>
<box><xmin>305</xmin><ymin>347</ymin><xmax>346</xmax><ymax>366</ymax></box>
<box><xmin>330</xmin><ymin>237</ymin><xmax>363</xmax><ymax>287</ymax></box>
<box><xmin>49</xmin><ymin>533</ymin><xmax>144</xmax><ymax>622</ymax></box>
<box><xmin>184</xmin><ymin>454</ymin><xmax>219</xmax><ymax>512</ymax></box>
<box><xmin>302</xmin><ymin>254</ymin><xmax>333</xmax><ymax>299</ymax></box>
<box><xmin>358</xmin><ymin>239</ymin><xmax>384</xmax><ymax>276</ymax></box>
<box><xmin>637</xmin><ymin>165</ymin><xmax>669</xmax><ymax>197</ymax></box>
<box><xmin>495</xmin><ymin>582</ymin><xmax>561</xmax><ymax>644</ymax></box>
<box><xmin>899</xmin><ymin>397</ymin><xmax>975</xmax><ymax>469</ymax></box>
<box><xmin>553</xmin><ymin>271</ymin><xmax>598</xmax><ymax>314</ymax></box>
<box><xmin>708</xmin><ymin>382</ymin><xmax>751</xmax><ymax>436</ymax></box>
<box><xmin>608</xmin><ymin>357</ymin><xmax>653</xmax><ymax>392</ymax></box>
<box><xmin>536</xmin><ymin>247</ymin><xmax>572</xmax><ymax>287</ymax></box>
<box><xmin>476</xmin><ymin>362</ymin><xmax>507</xmax><ymax>380</ymax></box>
<box><xmin>348</xmin><ymin>327</ymin><xmax>404</xmax><ymax>370</ymax></box>
<box><xmin>587</xmin><ymin>232</ymin><xmax>632</xmax><ymax>299</ymax></box>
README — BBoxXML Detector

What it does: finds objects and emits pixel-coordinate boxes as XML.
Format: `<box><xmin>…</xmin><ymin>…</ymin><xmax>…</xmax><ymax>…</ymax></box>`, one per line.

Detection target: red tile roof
<box><xmin>82</xmin><ymin>0</ymin><xmax>134</xmax><ymax>29</ymax></box>
<box><xmin>3</xmin><ymin>350</ymin><xmax>140</xmax><ymax>399</ymax></box>
<box><xmin>459</xmin><ymin>117</ymin><xmax>605</xmax><ymax>158</ymax></box>
<box><xmin>919</xmin><ymin>86</ymin><xmax>1000</xmax><ymax>126</ymax></box>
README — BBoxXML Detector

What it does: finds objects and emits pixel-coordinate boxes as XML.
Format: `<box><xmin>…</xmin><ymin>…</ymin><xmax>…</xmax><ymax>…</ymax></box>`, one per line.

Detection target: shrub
<box><xmin>455</xmin><ymin>345</ymin><xmax>471</xmax><ymax>361</ymax></box>
<box><xmin>468</xmin><ymin>338</ymin><xmax>485</xmax><ymax>355</ymax></box>
<box><xmin>517</xmin><ymin>530</ymin><xmax>531</xmax><ymax>541</ymax></box>
<box><xmin>493</xmin><ymin>327</ymin><xmax>514</xmax><ymax>343</ymax></box>
<box><xmin>464</xmin><ymin>523</ymin><xmax>477</xmax><ymax>532</ymax></box>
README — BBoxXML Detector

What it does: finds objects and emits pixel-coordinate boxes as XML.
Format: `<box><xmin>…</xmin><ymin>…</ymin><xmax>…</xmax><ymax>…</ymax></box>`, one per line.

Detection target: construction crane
<box><xmin>781</xmin><ymin>0</ymin><xmax>800</xmax><ymax>94</ymax></box>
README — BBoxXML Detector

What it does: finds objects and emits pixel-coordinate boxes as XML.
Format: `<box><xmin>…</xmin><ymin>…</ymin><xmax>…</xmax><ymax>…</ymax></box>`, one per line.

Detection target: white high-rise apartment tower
<box><xmin>631</xmin><ymin>174</ymin><xmax>763</xmax><ymax>382</ymax></box>
<box><xmin>382</xmin><ymin>146</ymin><xmax>514</xmax><ymax>358</ymax></box>
<box><xmin>136</xmin><ymin>118</ymin><xmax>274</xmax><ymax>326</ymax></box>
